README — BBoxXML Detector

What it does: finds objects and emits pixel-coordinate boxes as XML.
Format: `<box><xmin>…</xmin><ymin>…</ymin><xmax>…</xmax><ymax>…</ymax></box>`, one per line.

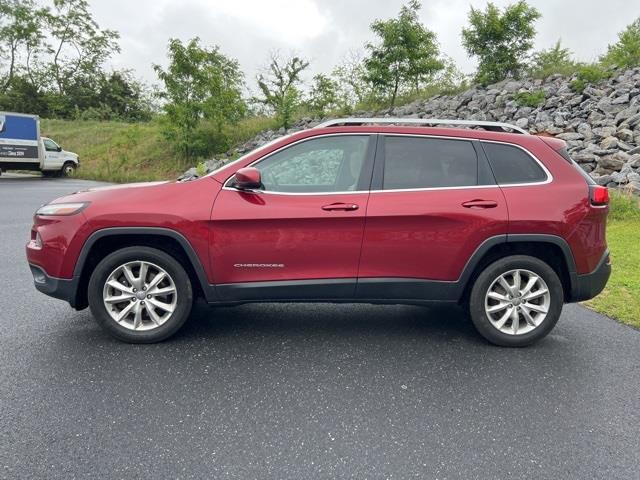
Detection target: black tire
<box><xmin>61</xmin><ymin>161</ymin><xmax>76</xmax><ymax>177</ymax></box>
<box><xmin>468</xmin><ymin>255</ymin><xmax>563</xmax><ymax>347</ymax></box>
<box><xmin>88</xmin><ymin>246</ymin><xmax>193</xmax><ymax>343</ymax></box>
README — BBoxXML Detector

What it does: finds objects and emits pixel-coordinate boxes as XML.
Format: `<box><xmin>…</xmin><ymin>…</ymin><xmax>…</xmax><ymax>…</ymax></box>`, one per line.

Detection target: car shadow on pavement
<box><xmin>177</xmin><ymin>301</ymin><xmax>486</xmax><ymax>345</ymax></box>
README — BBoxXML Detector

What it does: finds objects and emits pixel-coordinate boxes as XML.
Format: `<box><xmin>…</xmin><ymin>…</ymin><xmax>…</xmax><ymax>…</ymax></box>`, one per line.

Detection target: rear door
<box><xmin>211</xmin><ymin>134</ymin><xmax>376</xmax><ymax>301</ymax></box>
<box><xmin>357</xmin><ymin>134</ymin><xmax>508</xmax><ymax>300</ymax></box>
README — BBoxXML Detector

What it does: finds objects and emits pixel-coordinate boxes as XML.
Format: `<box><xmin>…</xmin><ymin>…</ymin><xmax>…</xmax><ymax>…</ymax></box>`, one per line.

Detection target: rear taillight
<box><xmin>590</xmin><ymin>185</ymin><xmax>609</xmax><ymax>206</ymax></box>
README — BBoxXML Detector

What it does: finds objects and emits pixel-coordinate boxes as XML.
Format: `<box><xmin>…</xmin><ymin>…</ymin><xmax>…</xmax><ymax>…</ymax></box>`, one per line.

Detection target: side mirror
<box><xmin>234</xmin><ymin>167</ymin><xmax>262</xmax><ymax>190</ymax></box>
<box><xmin>57</xmin><ymin>146</ymin><xmax>62</xmax><ymax>152</ymax></box>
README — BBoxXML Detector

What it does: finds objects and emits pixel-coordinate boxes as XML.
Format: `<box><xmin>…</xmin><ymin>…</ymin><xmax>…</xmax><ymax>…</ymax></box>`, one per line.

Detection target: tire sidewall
<box><xmin>61</xmin><ymin>162</ymin><xmax>76</xmax><ymax>177</ymax></box>
<box><xmin>88</xmin><ymin>246</ymin><xmax>193</xmax><ymax>343</ymax></box>
<box><xmin>469</xmin><ymin>255</ymin><xmax>564</xmax><ymax>347</ymax></box>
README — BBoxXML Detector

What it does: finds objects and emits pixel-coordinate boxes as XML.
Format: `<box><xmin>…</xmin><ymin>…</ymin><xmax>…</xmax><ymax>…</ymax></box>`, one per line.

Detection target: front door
<box><xmin>42</xmin><ymin>138</ymin><xmax>63</xmax><ymax>169</ymax></box>
<box><xmin>211</xmin><ymin>134</ymin><xmax>376</xmax><ymax>301</ymax></box>
<box><xmin>357</xmin><ymin>134</ymin><xmax>508</xmax><ymax>300</ymax></box>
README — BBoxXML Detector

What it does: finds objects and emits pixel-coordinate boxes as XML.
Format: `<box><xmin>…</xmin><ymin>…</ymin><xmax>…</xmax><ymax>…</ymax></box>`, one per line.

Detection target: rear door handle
<box><xmin>461</xmin><ymin>199</ymin><xmax>498</xmax><ymax>209</ymax></box>
<box><xmin>322</xmin><ymin>202</ymin><xmax>359</xmax><ymax>211</ymax></box>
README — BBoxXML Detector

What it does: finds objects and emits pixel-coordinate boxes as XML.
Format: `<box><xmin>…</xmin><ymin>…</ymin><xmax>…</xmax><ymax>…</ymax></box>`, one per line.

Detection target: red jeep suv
<box><xmin>26</xmin><ymin>118</ymin><xmax>611</xmax><ymax>346</ymax></box>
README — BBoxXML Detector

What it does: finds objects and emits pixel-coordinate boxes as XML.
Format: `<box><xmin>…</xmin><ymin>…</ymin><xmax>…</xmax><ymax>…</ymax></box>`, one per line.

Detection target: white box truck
<box><xmin>0</xmin><ymin>111</ymin><xmax>79</xmax><ymax>177</ymax></box>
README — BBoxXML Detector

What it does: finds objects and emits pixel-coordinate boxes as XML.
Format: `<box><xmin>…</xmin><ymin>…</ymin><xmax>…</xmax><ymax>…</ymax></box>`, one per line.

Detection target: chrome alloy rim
<box><xmin>103</xmin><ymin>261</ymin><xmax>177</xmax><ymax>331</ymax></box>
<box><xmin>484</xmin><ymin>269</ymin><xmax>551</xmax><ymax>335</ymax></box>
<box><xmin>63</xmin><ymin>164</ymin><xmax>74</xmax><ymax>175</ymax></box>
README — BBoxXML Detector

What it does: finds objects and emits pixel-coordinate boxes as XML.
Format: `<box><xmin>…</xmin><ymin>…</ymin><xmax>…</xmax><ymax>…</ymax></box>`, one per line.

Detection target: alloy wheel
<box><xmin>102</xmin><ymin>260</ymin><xmax>177</xmax><ymax>331</ymax></box>
<box><xmin>484</xmin><ymin>269</ymin><xmax>551</xmax><ymax>335</ymax></box>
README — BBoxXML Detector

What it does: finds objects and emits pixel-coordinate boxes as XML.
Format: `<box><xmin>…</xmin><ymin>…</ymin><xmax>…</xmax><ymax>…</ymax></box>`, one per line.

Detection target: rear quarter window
<box><xmin>482</xmin><ymin>142</ymin><xmax>547</xmax><ymax>185</ymax></box>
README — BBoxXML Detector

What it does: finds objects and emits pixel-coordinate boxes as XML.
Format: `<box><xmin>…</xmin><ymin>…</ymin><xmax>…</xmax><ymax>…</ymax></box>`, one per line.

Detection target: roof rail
<box><xmin>315</xmin><ymin>117</ymin><xmax>529</xmax><ymax>135</ymax></box>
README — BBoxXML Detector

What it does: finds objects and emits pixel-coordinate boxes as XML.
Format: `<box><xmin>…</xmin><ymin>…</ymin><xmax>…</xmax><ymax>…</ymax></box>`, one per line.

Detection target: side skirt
<box><xmin>209</xmin><ymin>277</ymin><xmax>462</xmax><ymax>305</ymax></box>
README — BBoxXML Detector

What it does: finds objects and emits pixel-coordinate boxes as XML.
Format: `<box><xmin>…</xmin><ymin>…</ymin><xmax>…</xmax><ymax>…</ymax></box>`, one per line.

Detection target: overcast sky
<box><xmin>87</xmin><ymin>0</ymin><xmax>638</xmax><ymax>91</ymax></box>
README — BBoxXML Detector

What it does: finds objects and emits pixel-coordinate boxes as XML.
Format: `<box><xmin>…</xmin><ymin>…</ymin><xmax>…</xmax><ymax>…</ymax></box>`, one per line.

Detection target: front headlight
<box><xmin>36</xmin><ymin>202</ymin><xmax>89</xmax><ymax>216</ymax></box>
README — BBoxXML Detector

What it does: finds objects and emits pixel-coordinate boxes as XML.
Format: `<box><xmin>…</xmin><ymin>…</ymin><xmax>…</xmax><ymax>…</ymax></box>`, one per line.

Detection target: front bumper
<box><xmin>569</xmin><ymin>250</ymin><xmax>611</xmax><ymax>302</ymax></box>
<box><xmin>29</xmin><ymin>264</ymin><xmax>80</xmax><ymax>308</ymax></box>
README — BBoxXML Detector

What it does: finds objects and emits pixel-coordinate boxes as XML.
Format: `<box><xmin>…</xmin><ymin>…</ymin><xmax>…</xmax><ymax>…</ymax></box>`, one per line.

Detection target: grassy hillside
<box><xmin>41</xmin><ymin>116</ymin><xmax>279</xmax><ymax>183</ymax></box>
<box><xmin>41</xmin><ymin>119</ymin><xmax>184</xmax><ymax>183</ymax></box>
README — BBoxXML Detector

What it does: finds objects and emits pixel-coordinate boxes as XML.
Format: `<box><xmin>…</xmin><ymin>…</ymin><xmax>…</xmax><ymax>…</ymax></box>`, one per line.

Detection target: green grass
<box><xmin>41</xmin><ymin>116</ymin><xmax>279</xmax><ymax>183</ymax></box>
<box><xmin>584</xmin><ymin>191</ymin><xmax>640</xmax><ymax>328</ymax></box>
<box><xmin>41</xmin><ymin>119</ymin><xmax>182</xmax><ymax>183</ymax></box>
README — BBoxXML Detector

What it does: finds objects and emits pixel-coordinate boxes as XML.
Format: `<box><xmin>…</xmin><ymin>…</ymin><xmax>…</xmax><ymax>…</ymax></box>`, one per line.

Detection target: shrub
<box><xmin>514</xmin><ymin>90</ymin><xmax>546</xmax><ymax>107</ymax></box>
<box><xmin>195</xmin><ymin>162</ymin><xmax>207</xmax><ymax>177</ymax></box>
<box><xmin>529</xmin><ymin>40</ymin><xmax>578</xmax><ymax>78</ymax></box>
<box><xmin>569</xmin><ymin>64</ymin><xmax>610</xmax><ymax>92</ymax></box>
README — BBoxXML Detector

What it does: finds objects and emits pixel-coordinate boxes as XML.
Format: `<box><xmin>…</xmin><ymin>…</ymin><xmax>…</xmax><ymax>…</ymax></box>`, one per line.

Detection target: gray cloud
<box><xmin>87</xmin><ymin>0</ymin><xmax>640</xmax><ymax>89</ymax></box>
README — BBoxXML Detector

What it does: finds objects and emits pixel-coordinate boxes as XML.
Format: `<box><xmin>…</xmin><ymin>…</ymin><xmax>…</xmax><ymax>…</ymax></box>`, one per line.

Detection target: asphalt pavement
<box><xmin>1</xmin><ymin>174</ymin><xmax>639</xmax><ymax>479</ymax></box>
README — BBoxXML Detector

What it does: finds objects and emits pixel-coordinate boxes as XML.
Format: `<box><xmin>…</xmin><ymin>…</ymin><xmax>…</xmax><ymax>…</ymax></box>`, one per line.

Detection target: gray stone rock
<box><xmin>556</xmin><ymin>132</ymin><xmax>584</xmax><ymax>141</ymax></box>
<box><xmin>600</xmin><ymin>136</ymin><xmax>619</xmax><ymax>149</ymax></box>
<box><xmin>616</xmin><ymin>128</ymin><xmax>635</xmax><ymax>142</ymax></box>
<box><xmin>614</xmin><ymin>105</ymin><xmax>640</xmax><ymax>124</ymax></box>
<box><xmin>611</xmin><ymin>93</ymin><xmax>630</xmax><ymax>105</ymax></box>
<box><xmin>595</xmin><ymin>174</ymin><xmax>613</xmax><ymax>185</ymax></box>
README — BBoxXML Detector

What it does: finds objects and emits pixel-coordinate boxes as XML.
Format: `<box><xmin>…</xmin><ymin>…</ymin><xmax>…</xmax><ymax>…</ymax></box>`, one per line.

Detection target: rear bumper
<box><xmin>29</xmin><ymin>264</ymin><xmax>80</xmax><ymax>309</ymax></box>
<box><xmin>569</xmin><ymin>250</ymin><xmax>611</xmax><ymax>302</ymax></box>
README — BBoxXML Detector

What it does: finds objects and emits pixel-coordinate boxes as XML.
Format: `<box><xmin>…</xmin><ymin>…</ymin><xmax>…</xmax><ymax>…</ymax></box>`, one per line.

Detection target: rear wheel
<box><xmin>61</xmin><ymin>161</ymin><xmax>76</xmax><ymax>177</ymax></box>
<box><xmin>468</xmin><ymin>255</ymin><xmax>563</xmax><ymax>347</ymax></box>
<box><xmin>88</xmin><ymin>246</ymin><xmax>193</xmax><ymax>343</ymax></box>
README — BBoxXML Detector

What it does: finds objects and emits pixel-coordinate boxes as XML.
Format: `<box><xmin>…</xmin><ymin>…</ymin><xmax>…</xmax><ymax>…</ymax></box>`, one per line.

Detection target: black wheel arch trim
<box><xmin>73</xmin><ymin>227</ymin><xmax>217</xmax><ymax>303</ymax></box>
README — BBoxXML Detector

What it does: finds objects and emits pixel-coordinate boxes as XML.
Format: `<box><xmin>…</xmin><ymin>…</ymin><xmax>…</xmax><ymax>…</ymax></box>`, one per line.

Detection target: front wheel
<box><xmin>468</xmin><ymin>255</ymin><xmax>564</xmax><ymax>347</ymax></box>
<box><xmin>61</xmin><ymin>161</ymin><xmax>76</xmax><ymax>177</ymax></box>
<box><xmin>88</xmin><ymin>246</ymin><xmax>193</xmax><ymax>343</ymax></box>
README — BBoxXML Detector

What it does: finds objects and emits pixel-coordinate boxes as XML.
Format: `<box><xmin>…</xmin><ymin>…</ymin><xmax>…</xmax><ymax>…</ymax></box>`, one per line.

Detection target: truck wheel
<box><xmin>88</xmin><ymin>246</ymin><xmax>194</xmax><ymax>343</ymax></box>
<box><xmin>61</xmin><ymin>162</ymin><xmax>76</xmax><ymax>177</ymax></box>
<box><xmin>468</xmin><ymin>255</ymin><xmax>564</xmax><ymax>347</ymax></box>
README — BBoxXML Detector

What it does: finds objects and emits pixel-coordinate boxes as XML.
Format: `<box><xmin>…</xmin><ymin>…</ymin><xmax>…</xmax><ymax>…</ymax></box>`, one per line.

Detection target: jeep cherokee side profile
<box><xmin>26</xmin><ymin>118</ymin><xmax>611</xmax><ymax>346</ymax></box>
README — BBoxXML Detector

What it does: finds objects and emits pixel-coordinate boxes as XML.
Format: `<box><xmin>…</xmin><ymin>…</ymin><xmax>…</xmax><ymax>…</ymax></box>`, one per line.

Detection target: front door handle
<box><xmin>461</xmin><ymin>199</ymin><xmax>498</xmax><ymax>209</ymax></box>
<box><xmin>322</xmin><ymin>202</ymin><xmax>359</xmax><ymax>211</ymax></box>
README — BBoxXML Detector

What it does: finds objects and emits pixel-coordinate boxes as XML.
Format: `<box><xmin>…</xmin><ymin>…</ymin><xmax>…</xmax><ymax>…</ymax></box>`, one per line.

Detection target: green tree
<box><xmin>529</xmin><ymin>40</ymin><xmax>576</xmax><ymax>77</ymax></box>
<box><xmin>306</xmin><ymin>73</ymin><xmax>339</xmax><ymax>117</ymax></box>
<box><xmin>43</xmin><ymin>0</ymin><xmax>120</xmax><ymax>96</ymax></box>
<box><xmin>331</xmin><ymin>51</ymin><xmax>370</xmax><ymax>111</ymax></box>
<box><xmin>602</xmin><ymin>18</ymin><xmax>640</xmax><ymax>68</ymax></box>
<box><xmin>154</xmin><ymin>38</ymin><xmax>245</xmax><ymax>160</ymax></box>
<box><xmin>462</xmin><ymin>1</ymin><xmax>541</xmax><ymax>85</ymax></box>
<box><xmin>256</xmin><ymin>52</ymin><xmax>309</xmax><ymax>129</ymax></box>
<box><xmin>0</xmin><ymin>0</ymin><xmax>44</xmax><ymax>92</ymax></box>
<box><xmin>363</xmin><ymin>0</ymin><xmax>444</xmax><ymax>107</ymax></box>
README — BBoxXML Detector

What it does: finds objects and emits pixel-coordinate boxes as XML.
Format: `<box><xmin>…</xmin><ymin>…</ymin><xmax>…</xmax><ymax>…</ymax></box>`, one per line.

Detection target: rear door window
<box><xmin>382</xmin><ymin>136</ymin><xmax>478</xmax><ymax>190</ymax></box>
<box><xmin>482</xmin><ymin>142</ymin><xmax>547</xmax><ymax>185</ymax></box>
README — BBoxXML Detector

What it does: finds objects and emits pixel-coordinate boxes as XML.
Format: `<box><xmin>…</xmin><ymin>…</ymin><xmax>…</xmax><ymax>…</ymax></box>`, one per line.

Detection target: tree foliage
<box><xmin>363</xmin><ymin>0</ymin><xmax>444</xmax><ymax>106</ymax></box>
<box><xmin>0</xmin><ymin>0</ymin><xmax>149</xmax><ymax>120</ymax></box>
<box><xmin>154</xmin><ymin>37</ymin><xmax>246</xmax><ymax>160</ymax></box>
<box><xmin>256</xmin><ymin>52</ymin><xmax>309</xmax><ymax>129</ymax></box>
<box><xmin>306</xmin><ymin>73</ymin><xmax>339</xmax><ymax>117</ymax></box>
<box><xmin>602</xmin><ymin>17</ymin><xmax>640</xmax><ymax>68</ymax></box>
<box><xmin>529</xmin><ymin>40</ymin><xmax>577</xmax><ymax>78</ymax></box>
<box><xmin>462</xmin><ymin>1</ymin><xmax>541</xmax><ymax>85</ymax></box>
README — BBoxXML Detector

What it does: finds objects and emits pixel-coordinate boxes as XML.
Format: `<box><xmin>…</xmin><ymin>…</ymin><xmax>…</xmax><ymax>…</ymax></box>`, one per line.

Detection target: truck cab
<box><xmin>41</xmin><ymin>137</ymin><xmax>79</xmax><ymax>177</ymax></box>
